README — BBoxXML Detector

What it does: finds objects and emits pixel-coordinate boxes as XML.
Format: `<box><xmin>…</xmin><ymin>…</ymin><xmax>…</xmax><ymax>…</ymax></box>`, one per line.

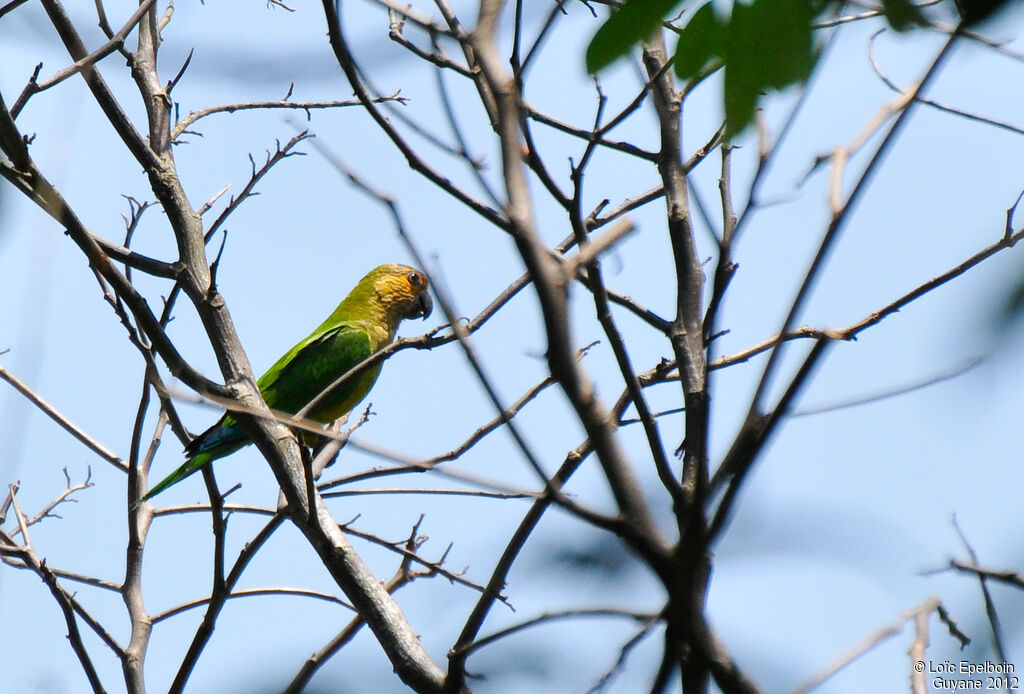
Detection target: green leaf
<box><xmin>673</xmin><ymin>3</ymin><xmax>721</xmax><ymax>81</ymax></box>
<box><xmin>954</xmin><ymin>0</ymin><xmax>1016</xmax><ymax>26</ymax></box>
<box><xmin>723</xmin><ymin>64</ymin><xmax>761</xmax><ymax>138</ymax></box>
<box><xmin>881</xmin><ymin>0</ymin><xmax>927</xmax><ymax>31</ymax></box>
<box><xmin>723</xmin><ymin>0</ymin><xmax>821</xmax><ymax>136</ymax></box>
<box><xmin>586</xmin><ymin>0</ymin><xmax>686</xmax><ymax>74</ymax></box>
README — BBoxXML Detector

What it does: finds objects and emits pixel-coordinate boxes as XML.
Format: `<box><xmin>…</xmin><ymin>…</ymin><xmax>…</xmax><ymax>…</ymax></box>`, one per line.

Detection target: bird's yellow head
<box><xmin>351</xmin><ymin>263</ymin><xmax>433</xmax><ymax>335</ymax></box>
<box><xmin>328</xmin><ymin>264</ymin><xmax>433</xmax><ymax>344</ymax></box>
<box><xmin>369</xmin><ymin>263</ymin><xmax>433</xmax><ymax>320</ymax></box>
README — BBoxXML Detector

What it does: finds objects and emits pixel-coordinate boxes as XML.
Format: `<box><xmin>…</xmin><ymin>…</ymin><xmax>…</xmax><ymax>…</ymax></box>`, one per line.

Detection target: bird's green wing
<box><xmin>138</xmin><ymin>323</ymin><xmax>383</xmax><ymax>506</ymax></box>
<box><xmin>257</xmin><ymin>322</ymin><xmax>383</xmax><ymax>424</ymax></box>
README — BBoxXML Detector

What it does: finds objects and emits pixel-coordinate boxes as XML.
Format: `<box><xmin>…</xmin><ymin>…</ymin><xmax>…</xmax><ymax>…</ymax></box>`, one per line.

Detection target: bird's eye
<box><xmin>407</xmin><ymin>271</ymin><xmax>422</xmax><ymax>287</ymax></box>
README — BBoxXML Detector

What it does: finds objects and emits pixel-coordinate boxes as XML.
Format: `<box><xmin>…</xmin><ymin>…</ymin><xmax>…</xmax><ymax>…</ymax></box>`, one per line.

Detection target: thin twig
<box><xmin>204</xmin><ymin>131</ymin><xmax>311</xmax><ymax>242</ymax></box>
<box><xmin>0</xmin><ymin>363</ymin><xmax>127</xmax><ymax>471</ymax></box>
<box><xmin>586</xmin><ymin>614</ymin><xmax>663</xmax><ymax>694</ymax></box>
<box><xmin>790</xmin><ymin>596</ymin><xmax>941</xmax><ymax>694</ymax></box>
<box><xmin>7</xmin><ymin>467</ymin><xmax>93</xmax><ymax>538</ymax></box>
<box><xmin>171</xmin><ymin>93</ymin><xmax>405</xmax><ymax>139</ymax></box>
<box><xmin>750</xmin><ymin>31</ymin><xmax>960</xmax><ymax>413</ymax></box>
<box><xmin>456</xmin><ymin>608</ymin><xmax>658</xmax><ymax>656</ymax></box>
<box><xmin>11</xmin><ymin>0</ymin><xmax>156</xmax><ymax>118</ymax></box>
<box><xmin>868</xmin><ymin>31</ymin><xmax>1024</xmax><ymax>137</ymax></box>
<box><xmin>950</xmin><ymin>516</ymin><xmax>1007</xmax><ymax>661</ymax></box>
<box><xmin>152</xmin><ymin>586</ymin><xmax>354</xmax><ymax>623</ymax></box>
<box><xmin>945</xmin><ymin>560</ymin><xmax>1024</xmax><ymax>590</ymax></box>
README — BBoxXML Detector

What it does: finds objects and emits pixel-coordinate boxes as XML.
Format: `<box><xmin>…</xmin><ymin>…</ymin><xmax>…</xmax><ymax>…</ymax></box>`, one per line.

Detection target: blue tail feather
<box><xmin>135</xmin><ymin>419</ymin><xmax>250</xmax><ymax>506</ymax></box>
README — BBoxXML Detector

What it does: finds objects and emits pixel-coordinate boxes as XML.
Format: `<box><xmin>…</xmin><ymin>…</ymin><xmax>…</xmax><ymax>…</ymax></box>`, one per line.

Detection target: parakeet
<box><xmin>140</xmin><ymin>263</ymin><xmax>433</xmax><ymax>503</ymax></box>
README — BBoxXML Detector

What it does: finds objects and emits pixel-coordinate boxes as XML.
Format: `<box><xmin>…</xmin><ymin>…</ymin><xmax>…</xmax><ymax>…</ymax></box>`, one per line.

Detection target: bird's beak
<box><xmin>415</xmin><ymin>291</ymin><xmax>433</xmax><ymax>320</ymax></box>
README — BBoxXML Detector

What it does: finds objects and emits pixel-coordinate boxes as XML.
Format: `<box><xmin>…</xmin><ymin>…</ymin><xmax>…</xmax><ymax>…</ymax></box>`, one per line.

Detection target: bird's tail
<box><xmin>133</xmin><ymin>418</ymin><xmax>249</xmax><ymax>508</ymax></box>
<box><xmin>134</xmin><ymin>451</ymin><xmax>215</xmax><ymax>508</ymax></box>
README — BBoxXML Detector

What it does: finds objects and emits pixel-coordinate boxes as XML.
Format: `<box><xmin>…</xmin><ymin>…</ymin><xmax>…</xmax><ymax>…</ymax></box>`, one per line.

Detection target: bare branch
<box><xmin>153</xmin><ymin>586</ymin><xmax>354</xmax><ymax>624</ymax></box>
<box><xmin>323</xmin><ymin>487</ymin><xmax>533</xmax><ymax>500</ymax></box>
<box><xmin>7</xmin><ymin>467</ymin><xmax>93</xmax><ymax>538</ymax></box>
<box><xmin>165</xmin><ymin>513</ymin><xmax>286</xmax><ymax>690</ymax></box>
<box><xmin>0</xmin><ymin>0</ymin><xmax>30</xmax><ymax>20</ymax></box>
<box><xmin>204</xmin><ymin>131</ymin><xmax>312</xmax><ymax>242</ymax></box>
<box><xmin>946</xmin><ymin>560</ymin><xmax>1024</xmax><ymax>590</ymax></box>
<box><xmin>473</xmin><ymin>0</ymin><xmax>668</xmax><ymax>573</ymax></box>
<box><xmin>868</xmin><ymin>30</ymin><xmax>1024</xmax><ymax>137</ymax></box>
<box><xmin>748</xmin><ymin>32</ymin><xmax>960</xmax><ymax>414</ymax></box>
<box><xmin>341</xmin><ymin>522</ymin><xmax>500</xmax><ymax>600</ymax></box>
<box><xmin>449</xmin><ymin>442</ymin><xmax>594</xmax><ymax>689</ymax></box>
<box><xmin>35</xmin><ymin>0</ymin><xmax>161</xmax><ymax>169</ymax></box>
<box><xmin>456</xmin><ymin>608</ymin><xmax>659</xmax><ymax>656</ymax></box>
<box><xmin>370</xmin><ymin>0</ymin><xmax>455</xmax><ymax>35</ymax></box>
<box><xmin>2</xmin><ymin>489</ymin><xmax>121</xmax><ymax>690</ymax></box>
<box><xmin>388</xmin><ymin>12</ymin><xmax>475</xmax><ymax>77</ymax></box>
<box><xmin>524</xmin><ymin>102</ymin><xmax>658</xmax><ymax>161</ymax></box>
<box><xmin>791</xmin><ymin>596</ymin><xmax>942</xmax><ymax>694</ymax></box>
<box><xmin>0</xmin><ymin>363</ymin><xmax>127</xmax><ymax>471</ymax></box>
<box><xmin>11</xmin><ymin>0</ymin><xmax>156</xmax><ymax>118</ymax></box>
<box><xmin>793</xmin><ymin>357</ymin><xmax>984</xmax><ymax>417</ymax></box>
<box><xmin>171</xmin><ymin>93</ymin><xmax>405</xmax><ymax>139</ymax></box>
<box><xmin>586</xmin><ymin>615</ymin><xmax>662</xmax><ymax>694</ymax></box>
<box><xmin>321</xmin><ymin>0</ymin><xmax>508</xmax><ymax>235</ymax></box>
<box><xmin>284</xmin><ymin>517</ymin><xmax>435</xmax><ymax>693</ymax></box>
<box><xmin>950</xmin><ymin>515</ymin><xmax>1008</xmax><ymax>660</ymax></box>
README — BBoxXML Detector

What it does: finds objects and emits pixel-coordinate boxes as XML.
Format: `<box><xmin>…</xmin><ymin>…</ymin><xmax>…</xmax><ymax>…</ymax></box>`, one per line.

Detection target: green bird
<box><xmin>140</xmin><ymin>263</ymin><xmax>433</xmax><ymax>503</ymax></box>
